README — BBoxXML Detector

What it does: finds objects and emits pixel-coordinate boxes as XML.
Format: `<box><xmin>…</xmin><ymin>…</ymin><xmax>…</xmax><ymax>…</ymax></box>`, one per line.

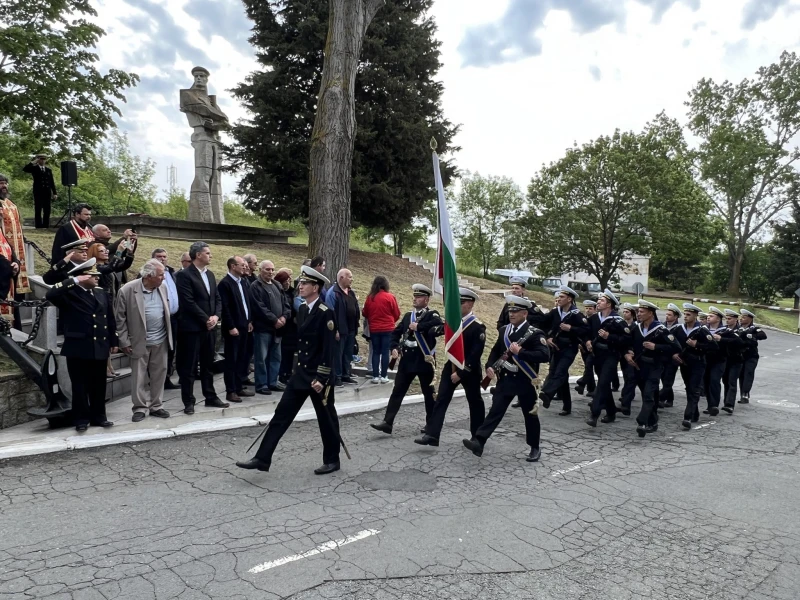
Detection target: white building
<box><xmin>522</xmin><ymin>255</ymin><xmax>650</xmax><ymax>293</ymax></box>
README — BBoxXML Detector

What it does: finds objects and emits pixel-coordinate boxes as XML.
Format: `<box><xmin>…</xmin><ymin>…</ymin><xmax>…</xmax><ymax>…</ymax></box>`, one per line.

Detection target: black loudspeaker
<box><xmin>60</xmin><ymin>161</ymin><xmax>78</xmax><ymax>186</ymax></box>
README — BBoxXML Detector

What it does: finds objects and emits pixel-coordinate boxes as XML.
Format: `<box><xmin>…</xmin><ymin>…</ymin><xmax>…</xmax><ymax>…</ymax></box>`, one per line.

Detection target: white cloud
<box><xmin>87</xmin><ymin>0</ymin><xmax>800</xmax><ymax>201</ymax></box>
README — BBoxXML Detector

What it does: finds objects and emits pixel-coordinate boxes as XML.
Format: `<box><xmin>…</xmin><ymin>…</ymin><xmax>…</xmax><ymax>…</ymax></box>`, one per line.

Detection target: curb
<box><xmin>0</xmin><ymin>375</ymin><xmax>591</xmax><ymax>461</ymax></box>
<box><xmin>757</xmin><ymin>324</ymin><xmax>800</xmax><ymax>337</ymax></box>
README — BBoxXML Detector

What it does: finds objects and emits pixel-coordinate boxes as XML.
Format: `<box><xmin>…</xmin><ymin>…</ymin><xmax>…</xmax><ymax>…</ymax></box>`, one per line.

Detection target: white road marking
<box><xmin>249</xmin><ymin>529</ymin><xmax>381</xmax><ymax>574</ymax></box>
<box><xmin>693</xmin><ymin>421</ymin><xmax>716</xmax><ymax>430</ymax></box>
<box><xmin>757</xmin><ymin>399</ymin><xmax>799</xmax><ymax>408</ymax></box>
<box><xmin>786</xmin><ymin>349</ymin><xmax>793</xmax><ymax>352</ymax></box>
<box><xmin>774</xmin><ymin>353</ymin><xmax>782</xmax><ymax>356</ymax></box>
<box><xmin>551</xmin><ymin>459</ymin><xmax>601</xmax><ymax>477</ymax></box>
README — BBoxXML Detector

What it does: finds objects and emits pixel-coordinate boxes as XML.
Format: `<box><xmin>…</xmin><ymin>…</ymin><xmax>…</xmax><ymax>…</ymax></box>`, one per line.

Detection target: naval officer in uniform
<box><xmin>737</xmin><ymin>309</ymin><xmax>767</xmax><ymax>404</ymax></box>
<box><xmin>45</xmin><ymin>258</ymin><xmax>117</xmax><ymax>431</ymax></box>
<box><xmin>236</xmin><ymin>266</ymin><xmax>342</xmax><ymax>475</ymax></box>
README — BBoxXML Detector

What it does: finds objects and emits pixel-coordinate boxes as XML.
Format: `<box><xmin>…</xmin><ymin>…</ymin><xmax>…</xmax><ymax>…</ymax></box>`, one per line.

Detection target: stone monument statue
<box><xmin>179</xmin><ymin>66</ymin><xmax>229</xmax><ymax>224</ymax></box>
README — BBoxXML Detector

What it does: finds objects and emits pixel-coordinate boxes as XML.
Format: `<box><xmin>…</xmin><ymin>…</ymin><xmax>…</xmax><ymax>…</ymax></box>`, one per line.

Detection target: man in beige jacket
<box><xmin>115</xmin><ymin>259</ymin><xmax>173</xmax><ymax>421</ymax></box>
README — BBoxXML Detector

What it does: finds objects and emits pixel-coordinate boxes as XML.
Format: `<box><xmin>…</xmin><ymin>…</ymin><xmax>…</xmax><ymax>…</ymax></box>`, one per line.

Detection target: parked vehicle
<box><xmin>542</xmin><ymin>277</ymin><xmax>562</xmax><ymax>293</ymax></box>
<box><xmin>568</xmin><ymin>281</ymin><xmax>601</xmax><ymax>300</ymax></box>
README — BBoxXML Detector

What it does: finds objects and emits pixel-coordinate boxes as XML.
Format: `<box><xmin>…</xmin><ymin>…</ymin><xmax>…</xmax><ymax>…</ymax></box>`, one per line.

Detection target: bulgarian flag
<box><xmin>431</xmin><ymin>139</ymin><xmax>465</xmax><ymax>369</ymax></box>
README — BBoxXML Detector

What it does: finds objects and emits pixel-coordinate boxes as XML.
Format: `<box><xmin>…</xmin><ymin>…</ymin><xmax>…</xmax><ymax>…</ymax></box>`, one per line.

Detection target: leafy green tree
<box><xmin>686</xmin><ymin>51</ymin><xmax>800</xmax><ymax>296</ymax></box>
<box><xmin>509</xmin><ymin>116</ymin><xmax>712</xmax><ymax>289</ymax></box>
<box><xmin>86</xmin><ymin>131</ymin><xmax>156</xmax><ymax>214</ymax></box>
<box><xmin>148</xmin><ymin>189</ymin><xmax>189</xmax><ymax>221</ymax></box>
<box><xmin>227</xmin><ymin>0</ymin><xmax>458</xmax><ymax>239</ymax></box>
<box><xmin>0</xmin><ymin>0</ymin><xmax>139</xmax><ymax>155</ymax></box>
<box><xmin>452</xmin><ymin>173</ymin><xmax>523</xmax><ymax>276</ymax></box>
<box><xmin>770</xmin><ymin>202</ymin><xmax>800</xmax><ymax>303</ymax></box>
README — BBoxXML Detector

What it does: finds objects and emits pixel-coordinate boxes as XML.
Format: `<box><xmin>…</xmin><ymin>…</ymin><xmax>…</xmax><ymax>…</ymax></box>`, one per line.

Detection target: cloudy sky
<box><xmin>92</xmin><ymin>0</ymin><xmax>800</xmax><ymax>199</ymax></box>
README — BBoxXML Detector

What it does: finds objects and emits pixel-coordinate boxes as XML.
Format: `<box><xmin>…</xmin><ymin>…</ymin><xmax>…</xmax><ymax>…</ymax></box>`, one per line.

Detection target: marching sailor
<box><xmin>673</xmin><ymin>303</ymin><xmax>717</xmax><ymax>430</ymax></box>
<box><xmin>539</xmin><ymin>285</ymin><xmax>589</xmax><ymax>416</ymax></box>
<box><xmin>236</xmin><ymin>266</ymin><xmax>341</xmax><ymax>475</ymax></box>
<box><xmin>657</xmin><ymin>303</ymin><xmax>683</xmax><ymax>409</ymax></box>
<box><xmin>496</xmin><ymin>277</ymin><xmax>548</xmax><ymax>330</ymax></box>
<box><xmin>463</xmin><ymin>295</ymin><xmax>549</xmax><ymax>461</ymax></box>
<box><xmin>617</xmin><ymin>302</ymin><xmax>639</xmax><ymax>416</ymax></box>
<box><xmin>737</xmin><ymin>309</ymin><xmax>767</xmax><ymax>404</ymax></box>
<box><xmin>586</xmin><ymin>290</ymin><xmax>631</xmax><ymax>426</ymax></box>
<box><xmin>415</xmin><ymin>288</ymin><xmax>486</xmax><ymax>446</ymax></box>
<box><xmin>371</xmin><ymin>284</ymin><xmax>442</xmax><ymax>435</ymax></box>
<box><xmin>721</xmin><ymin>308</ymin><xmax>746</xmax><ymax>413</ymax></box>
<box><xmin>624</xmin><ymin>300</ymin><xmax>682</xmax><ymax>438</ymax></box>
<box><xmin>703</xmin><ymin>307</ymin><xmax>737</xmax><ymax>416</ymax></box>
<box><xmin>575</xmin><ymin>299</ymin><xmax>598</xmax><ymax>397</ymax></box>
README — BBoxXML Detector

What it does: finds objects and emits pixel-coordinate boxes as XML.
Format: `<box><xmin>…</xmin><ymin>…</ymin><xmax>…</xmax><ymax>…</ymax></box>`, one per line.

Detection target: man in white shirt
<box><xmin>115</xmin><ymin>259</ymin><xmax>173</xmax><ymax>422</ymax></box>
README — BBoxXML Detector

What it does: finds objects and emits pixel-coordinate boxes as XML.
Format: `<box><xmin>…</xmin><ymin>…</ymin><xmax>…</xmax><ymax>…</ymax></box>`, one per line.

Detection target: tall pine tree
<box><xmin>227</xmin><ymin>0</ymin><xmax>458</xmax><ymax>233</ymax></box>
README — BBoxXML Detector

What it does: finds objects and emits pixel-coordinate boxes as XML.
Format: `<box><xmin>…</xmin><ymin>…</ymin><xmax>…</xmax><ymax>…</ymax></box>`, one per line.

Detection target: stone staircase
<box><xmin>400</xmin><ymin>255</ymin><xmax>482</xmax><ymax>291</ymax></box>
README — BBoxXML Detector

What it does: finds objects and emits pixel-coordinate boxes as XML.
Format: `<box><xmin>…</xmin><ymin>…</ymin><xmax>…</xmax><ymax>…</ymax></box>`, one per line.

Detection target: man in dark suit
<box><xmin>42</xmin><ymin>239</ymin><xmax>89</xmax><ymax>285</ymax></box>
<box><xmin>51</xmin><ymin>203</ymin><xmax>94</xmax><ymax>263</ymax></box>
<box><xmin>236</xmin><ymin>266</ymin><xmax>341</xmax><ymax>475</ymax></box>
<box><xmin>174</xmin><ymin>241</ymin><xmax>228</xmax><ymax>413</ymax></box>
<box><xmin>22</xmin><ymin>154</ymin><xmax>58</xmax><ymax>228</ymax></box>
<box><xmin>45</xmin><ymin>258</ymin><xmax>117</xmax><ymax>432</ymax></box>
<box><xmin>218</xmin><ymin>256</ymin><xmax>255</xmax><ymax>403</ymax></box>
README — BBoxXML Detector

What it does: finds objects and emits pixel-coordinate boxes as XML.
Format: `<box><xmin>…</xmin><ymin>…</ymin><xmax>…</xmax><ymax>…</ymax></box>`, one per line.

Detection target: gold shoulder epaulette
<box><xmin>319</xmin><ymin>304</ymin><xmax>328</xmax><ymax>312</ymax></box>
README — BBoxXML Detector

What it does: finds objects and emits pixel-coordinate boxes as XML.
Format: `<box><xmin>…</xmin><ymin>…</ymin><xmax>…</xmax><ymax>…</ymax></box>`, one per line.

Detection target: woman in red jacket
<box><xmin>362</xmin><ymin>276</ymin><xmax>400</xmax><ymax>383</ymax></box>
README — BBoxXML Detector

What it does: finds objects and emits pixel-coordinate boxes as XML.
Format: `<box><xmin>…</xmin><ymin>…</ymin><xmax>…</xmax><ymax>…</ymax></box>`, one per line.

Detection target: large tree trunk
<box><xmin>727</xmin><ymin>241</ymin><xmax>745</xmax><ymax>297</ymax></box>
<box><xmin>307</xmin><ymin>0</ymin><xmax>385</xmax><ymax>276</ymax></box>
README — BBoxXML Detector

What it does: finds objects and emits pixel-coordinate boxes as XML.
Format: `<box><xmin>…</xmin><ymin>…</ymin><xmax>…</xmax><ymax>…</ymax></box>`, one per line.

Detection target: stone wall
<box><xmin>0</xmin><ymin>371</ymin><xmax>44</xmax><ymax>430</ymax></box>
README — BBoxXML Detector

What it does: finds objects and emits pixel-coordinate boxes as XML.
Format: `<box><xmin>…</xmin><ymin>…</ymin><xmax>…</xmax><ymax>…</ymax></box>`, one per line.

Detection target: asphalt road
<box><xmin>1</xmin><ymin>329</ymin><xmax>799</xmax><ymax>599</ymax></box>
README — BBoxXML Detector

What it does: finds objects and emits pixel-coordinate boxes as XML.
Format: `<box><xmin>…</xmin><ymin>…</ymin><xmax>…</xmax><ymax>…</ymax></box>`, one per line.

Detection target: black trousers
<box><xmin>67</xmin><ymin>357</ymin><xmax>108</xmax><ymax>426</ymax></box>
<box><xmin>475</xmin><ymin>378</ymin><xmax>540</xmax><ymax>449</ymax></box>
<box><xmin>223</xmin><ymin>332</ymin><xmax>249</xmax><ymax>393</ymax></box>
<box><xmin>426</xmin><ymin>370</ymin><xmax>485</xmax><ymax>439</ymax></box>
<box><xmin>541</xmin><ymin>344</ymin><xmax>579</xmax><ymax>412</ymax></box>
<box><xmin>704</xmin><ymin>360</ymin><xmax>726</xmax><ymax>409</ymax></box>
<box><xmin>723</xmin><ymin>360</ymin><xmax>742</xmax><ymax>409</ymax></box>
<box><xmin>383</xmin><ymin>367</ymin><xmax>436</xmax><ymax>426</ymax></box>
<box><xmin>634</xmin><ymin>361</ymin><xmax>663</xmax><ymax>427</ymax></box>
<box><xmin>739</xmin><ymin>356</ymin><xmax>759</xmax><ymax>395</ymax></box>
<box><xmin>590</xmin><ymin>352</ymin><xmax>620</xmax><ymax>418</ymax></box>
<box><xmin>255</xmin><ymin>380</ymin><xmax>340</xmax><ymax>467</ymax></box>
<box><xmin>34</xmin><ymin>193</ymin><xmax>51</xmax><ymax>229</ymax></box>
<box><xmin>680</xmin><ymin>359</ymin><xmax>705</xmax><ymax>421</ymax></box>
<box><xmin>658</xmin><ymin>362</ymin><xmax>679</xmax><ymax>404</ymax></box>
<box><xmin>577</xmin><ymin>350</ymin><xmax>596</xmax><ymax>392</ymax></box>
<box><xmin>177</xmin><ymin>330</ymin><xmax>219</xmax><ymax>406</ymax></box>
<box><xmin>619</xmin><ymin>362</ymin><xmax>638</xmax><ymax>410</ymax></box>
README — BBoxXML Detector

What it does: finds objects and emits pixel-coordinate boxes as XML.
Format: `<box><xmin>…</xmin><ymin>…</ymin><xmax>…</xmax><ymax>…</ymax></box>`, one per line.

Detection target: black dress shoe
<box><xmin>664</xmin><ymin>401</ymin><xmax>673</xmax><ymax>408</ymax></box>
<box><xmin>600</xmin><ymin>415</ymin><xmax>615</xmax><ymax>424</ymax></box>
<box><xmin>738</xmin><ymin>396</ymin><xmax>749</xmax><ymax>404</ymax></box>
<box><xmin>226</xmin><ymin>392</ymin><xmax>242</xmax><ymax>403</ymax></box>
<box><xmin>132</xmin><ymin>412</ymin><xmax>146</xmax><ymax>423</ymax></box>
<box><xmin>164</xmin><ymin>379</ymin><xmax>180</xmax><ymax>390</ymax></box>
<box><xmin>235</xmin><ymin>458</ymin><xmax>270</xmax><ymax>471</ymax></box>
<box><xmin>636</xmin><ymin>424</ymin><xmax>647</xmax><ymax>438</ymax></box>
<box><xmin>462</xmin><ymin>437</ymin><xmax>483</xmax><ymax>457</ymax></box>
<box><xmin>314</xmin><ymin>462</ymin><xmax>340</xmax><ymax>475</ymax></box>
<box><xmin>682</xmin><ymin>420</ymin><xmax>691</xmax><ymax>430</ymax></box>
<box><xmin>647</xmin><ymin>423</ymin><xmax>658</xmax><ymax>433</ymax></box>
<box><xmin>526</xmin><ymin>447</ymin><xmax>541</xmax><ymax>462</ymax></box>
<box><xmin>721</xmin><ymin>406</ymin><xmax>733</xmax><ymax>414</ymax></box>
<box><xmin>370</xmin><ymin>421</ymin><xmax>393</xmax><ymax>434</ymax></box>
<box><xmin>617</xmin><ymin>406</ymin><xmax>631</xmax><ymax>416</ymax></box>
<box><xmin>268</xmin><ymin>385</ymin><xmax>285</xmax><ymax>392</ymax></box>
<box><xmin>586</xmin><ymin>417</ymin><xmax>598</xmax><ymax>427</ymax></box>
<box><xmin>541</xmin><ymin>394</ymin><xmax>552</xmax><ymax>409</ymax></box>
<box><xmin>256</xmin><ymin>387</ymin><xmax>272</xmax><ymax>395</ymax></box>
<box><xmin>414</xmin><ymin>434</ymin><xmax>439</xmax><ymax>446</ymax></box>
<box><xmin>184</xmin><ymin>404</ymin><xmax>195</xmax><ymax>415</ymax></box>
<box><xmin>238</xmin><ymin>389</ymin><xmax>256</xmax><ymax>397</ymax></box>
<box><xmin>558</xmin><ymin>410</ymin><xmax>571</xmax><ymax>416</ymax></box>
<box><xmin>205</xmin><ymin>398</ymin><xmax>230</xmax><ymax>408</ymax></box>
<box><xmin>574</xmin><ymin>384</ymin><xmax>585</xmax><ymax>395</ymax></box>
<box><xmin>511</xmin><ymin>400</ymin><xmax>521</xmax><ymax>408</ymax></box>
<box><xmin>93</xmin><ymin>421</ymin><xmax>113</xmax><ymax>428</ymax></box>
<box><xmin>709</xmin><ymin>407</ymin><xmax>719</xmax><ymax>416</ymax></box>
<box><xmin>76</xmin><ymin>424</ymin><xmax>88</xmax><ymax>432</ymax></box>
<box><xmin>658</xmin><ymin>401</ymin><xmax>666</xmax><ymax>409</ymax></box>
<box><xmin>587</xmin><ymin>401</ymin><xmax>593</xmax><ymax>407</ymax></box>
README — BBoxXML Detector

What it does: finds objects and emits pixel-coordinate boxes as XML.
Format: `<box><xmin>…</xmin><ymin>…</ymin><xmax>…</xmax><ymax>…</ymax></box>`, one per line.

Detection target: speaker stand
<box><xmin>53</xmin><ymin>186</ymin><xmax>74</xmax><ymax>228</ymax></box>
